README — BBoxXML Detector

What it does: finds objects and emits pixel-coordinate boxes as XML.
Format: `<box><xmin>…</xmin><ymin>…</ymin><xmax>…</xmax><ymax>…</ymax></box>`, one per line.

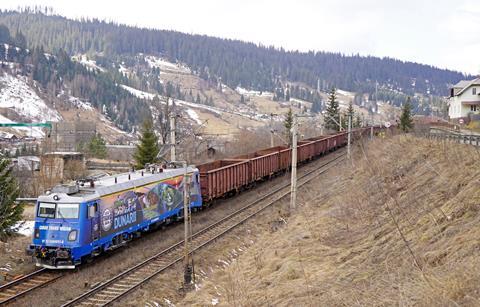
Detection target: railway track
<box><xmin>0</xmin><ymin>268</ymin><xmax>63</xmax><ymax>305</ymax></box>
<box><xmin>62</xmin><ymin>151</ymin><xmax>346</xmax><ymax>307</ymax></box>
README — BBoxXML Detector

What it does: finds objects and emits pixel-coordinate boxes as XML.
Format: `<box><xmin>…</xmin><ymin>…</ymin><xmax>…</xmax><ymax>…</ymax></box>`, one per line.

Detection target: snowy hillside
<box><xmin>0</xmin><ymin>72</ymin><xmax>62</xmax><ymax>123</ymax></box>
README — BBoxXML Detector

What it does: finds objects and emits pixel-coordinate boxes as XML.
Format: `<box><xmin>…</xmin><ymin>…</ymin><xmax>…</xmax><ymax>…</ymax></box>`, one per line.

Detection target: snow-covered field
<box><xmin>144</xmin><ymin>55</ymin><xmax>191</xmax><ymax>74</ymax></box>
<box><xmin>72</xmin><ymin>54</ymin><xmax>105</xmax><ymax>72</ymax></box>
<box><xmin>0</xmin><ymin>73</ymin><xmax>62</xmax><ymax>123</ymax></box>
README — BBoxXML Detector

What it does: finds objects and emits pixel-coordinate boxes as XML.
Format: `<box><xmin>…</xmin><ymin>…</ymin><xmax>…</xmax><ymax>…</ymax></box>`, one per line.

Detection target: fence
<box><xmin>420</xmin><ymin>130</ymin><xmax>480</xmax><ymax>147</ymax></box>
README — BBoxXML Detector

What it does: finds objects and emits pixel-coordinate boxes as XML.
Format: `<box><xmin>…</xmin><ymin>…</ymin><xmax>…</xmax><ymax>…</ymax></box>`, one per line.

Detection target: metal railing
<box><xmin>420</xmin><ymin>130</ymin><xmax>480</xmax><ymax>147</ymax></box>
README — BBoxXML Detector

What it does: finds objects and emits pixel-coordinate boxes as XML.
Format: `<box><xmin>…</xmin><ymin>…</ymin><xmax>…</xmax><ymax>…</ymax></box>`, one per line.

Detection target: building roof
<box><xmin>453</xmin><ymin>80</ymin><xmax>472</xmax><ymax>88</ymax></box>
<box><xmin>453</xmin><ymin>77</ymin><xmax>480</xmax><ymax>96</ymax></box>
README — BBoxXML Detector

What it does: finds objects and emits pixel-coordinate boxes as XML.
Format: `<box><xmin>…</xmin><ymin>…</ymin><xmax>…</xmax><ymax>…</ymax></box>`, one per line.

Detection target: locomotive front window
<box><xmin>38</xmin><ymin>202</ymin><xmax>56</xmax><ymax>218</ymax></box>
<box><xmin>57</xmin><ymin>203</ymin><xmax>80</xmax><ymax>219</ymax></box>
<box><xmin>37</xmin><ymin>202</ymin><xmax>79</xmax><ymax>219</ymax></box>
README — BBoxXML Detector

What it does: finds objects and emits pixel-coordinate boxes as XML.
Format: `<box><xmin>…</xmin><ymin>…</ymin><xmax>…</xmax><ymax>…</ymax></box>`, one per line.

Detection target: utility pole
<box><xmin>347</xmin><ymin>114</ymin><xmax>352</xmax><ymax>158</ymax></box>
<box><xmin>182</xmin><ymin>162</ymin><xmax>193</xmax><ymax>286</ymax></box>
<box><xmin>339</xmin><ymin>113</ymin><xmax>343</xmax><ymax>131</ymax></box>
<box><xmin>170</xmin><ymin>114</ymin><xmax>176</xmax><ymax>161</ymax></box>
<box><xmin>270</xmin><ymin>113</ymin><xmax>275</xmax><ymax>147</ymax></box>
<box><xmin>290</xmin><ymin>116</ymin><xmax>297</xmax><ymax>211</ymax></box>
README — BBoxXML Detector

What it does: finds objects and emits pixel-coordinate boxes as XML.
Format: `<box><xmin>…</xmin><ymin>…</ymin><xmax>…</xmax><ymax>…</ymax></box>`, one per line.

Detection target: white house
<box><xmin>448</xmin><ymin>78</ymin><xmax>480</xmax><ymax>119</ymax></box>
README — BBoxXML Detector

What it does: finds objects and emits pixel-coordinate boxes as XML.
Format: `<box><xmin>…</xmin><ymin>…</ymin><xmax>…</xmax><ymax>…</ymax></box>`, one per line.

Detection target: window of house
<box><xmin>471</xmin><ymin>105</ymin><xmax>478</xmax><ymax>112</ymax></box>
<box><xmin>473</xmin><ymin>88</ymin><xmax>477</xmax><ymax>95</ymax></box>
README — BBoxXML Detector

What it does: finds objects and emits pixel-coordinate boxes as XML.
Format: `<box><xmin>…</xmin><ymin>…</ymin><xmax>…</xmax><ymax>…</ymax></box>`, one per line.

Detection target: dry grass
<box><xmin>175</xmin><ymin>135</ymin><xmax>480</xmax><ymax>306</ymax></box>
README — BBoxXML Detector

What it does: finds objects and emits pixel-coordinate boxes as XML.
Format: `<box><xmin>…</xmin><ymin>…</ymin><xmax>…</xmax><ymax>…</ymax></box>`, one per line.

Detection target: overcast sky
<box><xmin>1</xmin><ymin>0</ymin><xmax>479</xmax><ymax>75</ymax></box>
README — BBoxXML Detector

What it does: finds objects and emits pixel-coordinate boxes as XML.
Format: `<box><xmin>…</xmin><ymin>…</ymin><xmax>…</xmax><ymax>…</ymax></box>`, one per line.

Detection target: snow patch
<box><xmin>0</xmin><ymin>114</ymin><xmax>44</xmax><ymax>137</ymax></box>
<box><xmin>68</xmin><ymin>96</ymin><xmax>94</xmax><ymax>111</ymax></box>
<box><xmin>118</xmin><ymin>64</ymin><xmax>132</xmax><ymax>77</ymax></box>
<box><xmin>236</xmin><ymin>86</ymin><xmax>261</xmax><ymax>97</ymax></box>
<box><xmin>0</xmin><ymin>263</ymin><xmax>12</xmax><ymax>272</ymax></box>
<box><xmin>3</xmin><ymin>43</ymin><xmax>9</xmax><ymax>60</ymax></box>
<box><xmin>211</xmin><ymin>298</ymin><xmax>219</xmax><ymax>305</ymax></box>
<box><xmin>236</xmin><ymin>87</ymin><xmax>273</xmax><ymax>98</ymax></box>
<box><xmin>12</xmin><ymin>220</ymin><xmax>35</xmax><ymax>236</ymax></box>
<box><xmin>185</xmin><ymin>109</ymin><xmax>202</xmax><ymax>124</ymax></box>
<box><xmin>337</xmin><ymin>89</ymin><xmax>355</xmax><ymax>97</ymax></box>
<box><xmin>72</xmin><ymin>54</ymin><xmax>105</xmax><ymax>72</ymax></box>
<box><xmin>120</xmin><ymin>85</ymin><xmax>156</xmax><ymax>100</ymax></box>
<box><xmin>175</xmin><ymin>99</ymin><xmax>222</xmax><ymax>115</ymax></box>
<box><xmin>145</xmin><ymin>55</ymin><xmax>191</xmax><ymax>73</ymax></box>
<box><xmin>0</xmin><ymin>73</ymin><xmax>62</xmax><ymax>123</ymax></box>
<box><xmin>163</xmin><ymin>298</ymin><xmax>175</xmax><ymax>307</ymax></box>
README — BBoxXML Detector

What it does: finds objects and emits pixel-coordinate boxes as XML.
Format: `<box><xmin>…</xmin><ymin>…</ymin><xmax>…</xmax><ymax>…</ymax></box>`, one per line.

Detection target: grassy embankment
<box><xmin>181</xmin><ymin>135</ymin><xmax>480</xmax><ymax>306</ymax></box>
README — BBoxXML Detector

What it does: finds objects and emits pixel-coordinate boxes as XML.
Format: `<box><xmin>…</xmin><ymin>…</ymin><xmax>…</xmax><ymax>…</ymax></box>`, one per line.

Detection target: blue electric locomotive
<box><xmin>29</xmin><ymin>166</ymin><xmax>201</xmax><ymax>269</ymax></box>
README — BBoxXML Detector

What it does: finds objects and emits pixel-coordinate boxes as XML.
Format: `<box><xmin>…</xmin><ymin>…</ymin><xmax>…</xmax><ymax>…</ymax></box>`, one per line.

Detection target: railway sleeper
<box><xmin>111</xmin><ymin>283</ymin><xmax>132</xmax><ymax>289</ymax></box>
<box><xmin>107</xmin><ymin>286</ymin><xmax>129</xmax><ymax>292</ymax></box>
<box><xmin>87</xmin><ymin>297</ymin><xmax>111</xmax><ymax>303</ymax></box>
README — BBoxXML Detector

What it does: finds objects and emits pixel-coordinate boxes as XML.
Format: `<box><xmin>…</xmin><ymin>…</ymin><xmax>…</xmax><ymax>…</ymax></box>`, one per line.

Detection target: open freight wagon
<box><xmin>197</xmin><ymin>159</ymin><xmax>249</xmax><ymax>201</ymax></box>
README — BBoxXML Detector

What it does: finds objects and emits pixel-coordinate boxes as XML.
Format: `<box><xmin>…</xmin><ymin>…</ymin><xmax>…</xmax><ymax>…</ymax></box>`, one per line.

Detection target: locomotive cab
<box><xmin>30</xmin><ymin>193</ymin><xmax>86</xmax><ymax>269</ymax></box>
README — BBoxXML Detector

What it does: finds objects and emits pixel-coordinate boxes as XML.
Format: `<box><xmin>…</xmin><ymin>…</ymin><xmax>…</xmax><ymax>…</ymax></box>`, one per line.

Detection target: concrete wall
<box><xmin>50</xmin><ymin>121</ymin><xmax>96</xmax><ymax>152</ymax></box>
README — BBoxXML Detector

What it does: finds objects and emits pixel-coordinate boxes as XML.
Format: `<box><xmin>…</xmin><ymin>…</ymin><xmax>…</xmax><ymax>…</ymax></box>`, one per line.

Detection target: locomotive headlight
<box><xmin>68</xmin><ymin>230</ymin><xmax>77</xmax><ymax>241</ymax></box>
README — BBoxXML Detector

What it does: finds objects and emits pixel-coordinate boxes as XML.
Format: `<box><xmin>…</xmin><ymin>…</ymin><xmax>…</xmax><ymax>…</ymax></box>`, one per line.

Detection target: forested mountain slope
<box><xmin>0</xmin><ymin>9</ymin><xmax>469</xmax><ymax>98</ymax></box>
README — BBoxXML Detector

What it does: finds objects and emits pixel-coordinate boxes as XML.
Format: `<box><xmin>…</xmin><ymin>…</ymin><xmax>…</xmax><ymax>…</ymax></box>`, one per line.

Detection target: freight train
<box><xmin>29</xmin><ymin>127</ymin><xmax>382</xmax><ymax>268</ymax></box>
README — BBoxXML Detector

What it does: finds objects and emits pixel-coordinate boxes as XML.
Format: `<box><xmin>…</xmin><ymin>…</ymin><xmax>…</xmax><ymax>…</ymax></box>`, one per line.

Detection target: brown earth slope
<box><xmin>178</xmin><ymin>135</ymin><xmax>480</xmax><ymax>306</ymax></box>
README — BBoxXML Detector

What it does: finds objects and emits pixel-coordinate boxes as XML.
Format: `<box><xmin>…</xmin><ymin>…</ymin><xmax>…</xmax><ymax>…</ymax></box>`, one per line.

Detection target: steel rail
<box><xmin>0</xmin><ymin>268</ymin><xmax>63</xmax><ymax>305</ymax></box>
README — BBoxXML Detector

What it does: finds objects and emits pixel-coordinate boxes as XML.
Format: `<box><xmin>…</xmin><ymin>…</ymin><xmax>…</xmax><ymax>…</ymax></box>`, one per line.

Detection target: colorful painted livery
<box><xmin>30</xmin><ymin>166</ymin><xmax>201</xmax><ymax>269</ymax></box>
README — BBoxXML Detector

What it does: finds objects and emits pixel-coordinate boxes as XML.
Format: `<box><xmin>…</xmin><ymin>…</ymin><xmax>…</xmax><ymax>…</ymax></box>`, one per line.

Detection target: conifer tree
<box><xmin>400</xmin><ymin>97</ymin><xmax>414</xmax><ymax>132</ymax></box>
<box><xmin>0</xmin><ymin>158</ymin><xmax>23</xmax><ymax>240</ymax></box>
<box><xmin>88</xmin><ymin>134</ymin><xmax>108</xmax><ymax>159</ymax></box>
<box><xmin>134</xmin><ymin>119</ymin><xmax>159</xmax><ymax>168</ymax></box>
<box><xmin>345</xmin><ymin>101</ymin><xmax>355</xmax><ymax>129</ymax></box>
<box><xmin>347</xmin><ymin>101</ymin><xmax>354</xmax><ymax>119</ymax></box>
<box><xmin>325</xmin><ymin>88</ymin><xmax>340</xmax><ymax>131</ymax></box>
<box><xmin>284</xmin><ymin>108</ymin><xmax>294</xmax><ymax>145</ymax></box>
<box><xmin>354</xmin><ymin>114</ymin><xmax>362</xmax><ymax>128</ymax></box>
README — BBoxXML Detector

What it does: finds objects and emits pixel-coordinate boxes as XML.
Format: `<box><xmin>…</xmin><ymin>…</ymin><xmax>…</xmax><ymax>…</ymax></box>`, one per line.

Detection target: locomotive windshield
<box><xmin>38</xmin><ymin>202</ymin><xmax>56</xmax><ymax>218</ymax></box>
<box><xmin>37</xmin><ymin>202</ymin><xmax>80</xmax><ymax>219</ymax></box>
